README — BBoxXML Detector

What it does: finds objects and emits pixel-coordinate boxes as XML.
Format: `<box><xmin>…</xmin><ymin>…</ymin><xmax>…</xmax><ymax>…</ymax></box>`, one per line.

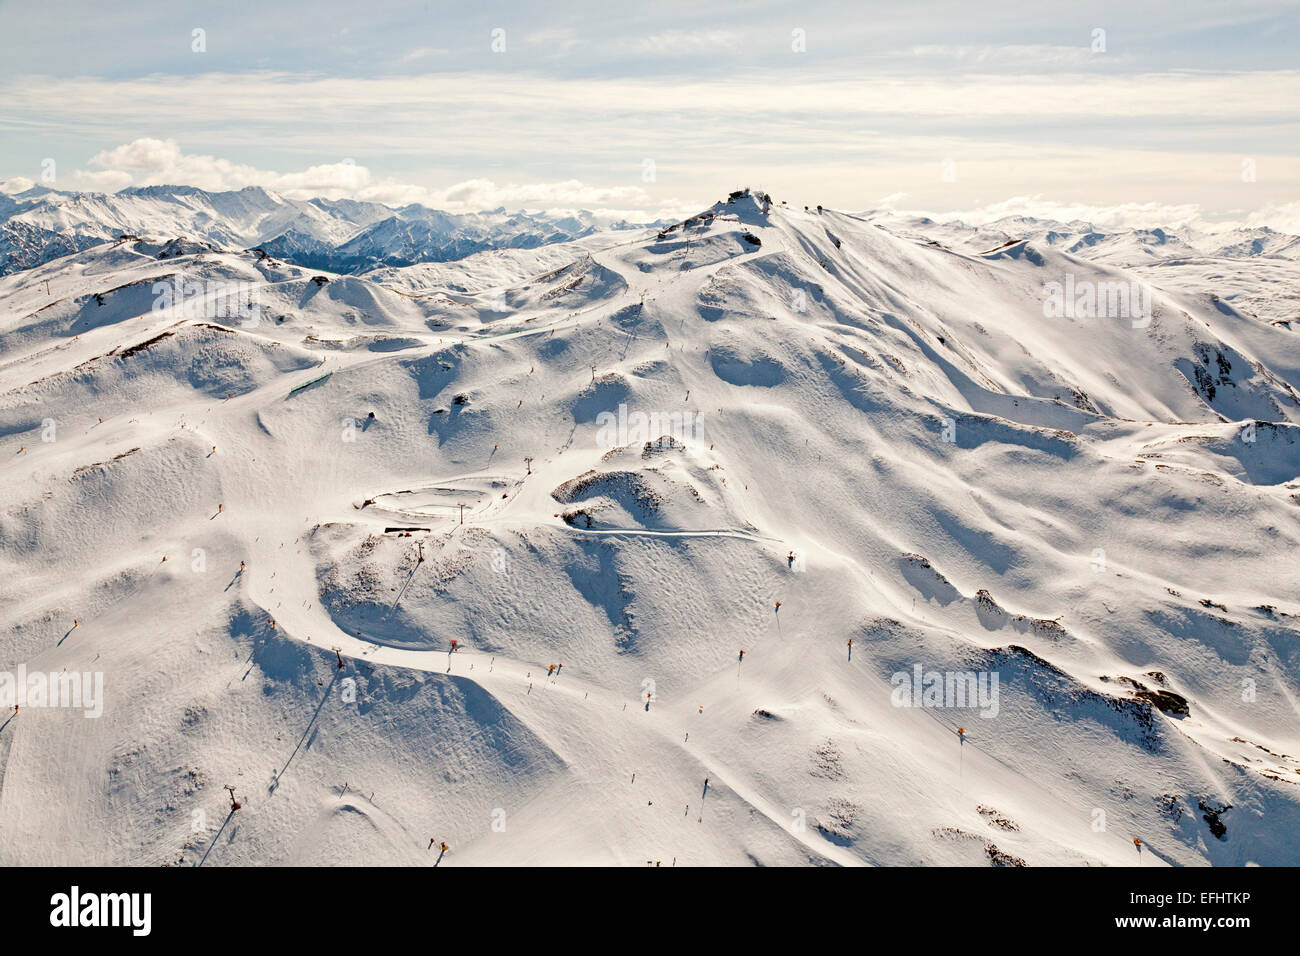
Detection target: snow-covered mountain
<box><xmin>878</xmin><ymin>210</ymin><xmax>1300</xmax><ymax>330</ymax></box>
<box><xmin>878</xmin><ymin>212</ymin><xmax>1300</xmax><ymax>266</ymax></box>
<box><xmin>0</xmin><ymin>188</ymin><xmax>1297</xmax><ymax>866</ymax></box>
<box><xmin>0</xmin><ymin>183</ymin><xmax>656</xmax><ymax>277</ymax></box>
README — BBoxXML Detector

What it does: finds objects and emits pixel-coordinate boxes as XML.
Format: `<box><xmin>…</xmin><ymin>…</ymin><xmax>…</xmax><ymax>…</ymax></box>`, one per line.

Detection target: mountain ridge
<box><xmin>0</xmin><ymin>182</ymin><xmax>664</xmax><ymax>278</ymax></box>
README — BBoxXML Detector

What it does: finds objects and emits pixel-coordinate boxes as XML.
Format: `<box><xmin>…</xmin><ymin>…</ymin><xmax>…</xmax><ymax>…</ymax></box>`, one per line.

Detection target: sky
<box><xmin>1</xmin><ymin>0</ymin><xmax>1297</xmax><ymax>229</ymax></box>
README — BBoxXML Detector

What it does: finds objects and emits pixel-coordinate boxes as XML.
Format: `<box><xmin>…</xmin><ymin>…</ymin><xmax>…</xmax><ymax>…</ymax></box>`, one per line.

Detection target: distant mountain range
<box><xmin>877</xmin><ymin>212</ymin><xmax>1300</xmax><ymax>266</ymax></box>
<box><xmin>0</xmin><ymin>183</ymin><xmax>661</xmax><ymax>276</ymax></box>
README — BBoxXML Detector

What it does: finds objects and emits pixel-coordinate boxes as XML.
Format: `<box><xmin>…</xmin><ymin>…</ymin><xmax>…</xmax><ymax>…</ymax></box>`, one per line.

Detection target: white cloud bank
<box><xmin>880</xmin><ymin>193</ymin><xmax>1300</xmax><ymax>235</ymax></box>
<box><xmin>53</xmin><ymin>138</ymin><xmax>699</xmax><ymax>220</ymax></box>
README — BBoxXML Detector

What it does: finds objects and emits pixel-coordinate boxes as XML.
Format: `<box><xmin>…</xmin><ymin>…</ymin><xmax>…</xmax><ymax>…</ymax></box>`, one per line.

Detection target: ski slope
<box><xmin>0</xmin><ymin>190</ymin><xmax>1297</xmax><ymax>866</ymax></box>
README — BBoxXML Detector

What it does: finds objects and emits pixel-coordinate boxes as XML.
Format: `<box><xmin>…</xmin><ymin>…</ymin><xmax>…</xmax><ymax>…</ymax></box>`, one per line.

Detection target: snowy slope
<box><xmin>0</xmin><ymin>190</ymin><xmax>1297</xmax><ymax>866</ymax></box>
<box><xmin>880</xmin><ymin>211</ymin><xmax>1300</xmax><ymax>329</ymax></box>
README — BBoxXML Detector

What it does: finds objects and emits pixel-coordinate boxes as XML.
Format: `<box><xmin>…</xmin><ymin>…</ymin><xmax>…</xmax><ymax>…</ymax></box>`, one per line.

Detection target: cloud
<box><xmin>64</xmin><ymin>138</ymin><xmax>690</xmax><ymax>219</ymax></box>
<box><xmin>9</xmin><ymin>69</ymin><xmax>1299</xmax><ymax>141</ymax></box>
<box><xmin>399</xmin><ymin>46</ymin><xmax>451</xmax><ymax>64</ymax></box>
<box><xmin>874</xmin><ymin>192</ymin><xmax>908</xmax><ymax>209</ymax></box>
<box><xmin>83</xmin><ymin>138</ymin><xmax>264</xmax><ymax>192</ymax></box>
<box><xmin>435</xmin><ymin>178</ymin><xmax>650</xmax><ymax>208</ymax></box>
<box><xmin>892</xmin><ymin>194</ymin><xmax>1300</xmax><ymax>235</ymax></box>
<box><xmin>628</xmin><ymin>30</ymin><xmax>742</xmax><ymax>55</ymax></box>
<box><xmin>523</xmin><ymin>27</ymin><xmax>581</xmax><ymax>54</ymax></box>
<box><xmin>81</xmin><ymin>138</ymin><xmax>380</xmax><ymax>198</ymax></box>
<box><xmin>20</xmin><ymin>135</ymin><xmax>1300</xmax><ymax>233</ymax></box>
<box><xmin>906</xmin><ymin>44</ymin><xmax>1119</xmax><ymax>68</ymax></box>
<box><xmin>1241</xmin><ymin>200</ymin><xmax>1300</xmax><ymax>234</ymax></box>
<box><xmin>90</xmin><ymin>137</ymin><xmax>183</xmax><ymax>170</ymax></box>
<box><xmin>76</xmin><ymin>169</ymin><xmax>134</xmax><ymax>191</ymax></box>
<box><xmin>273</xmin><ymin>161</ymin><xmax>373</xmax><ymax>194</ymax></box>
<box><xmin>426</xmin><ymin>179</ymin><xmax>699</xmax><ymax>220</ymax></box>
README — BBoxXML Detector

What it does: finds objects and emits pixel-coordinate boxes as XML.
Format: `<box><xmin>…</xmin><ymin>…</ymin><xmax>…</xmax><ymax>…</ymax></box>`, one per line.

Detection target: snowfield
<box><xmin>0</xmin><ymin>188</ymin><xmax>1297</xmax><ymax>866</ymax></box>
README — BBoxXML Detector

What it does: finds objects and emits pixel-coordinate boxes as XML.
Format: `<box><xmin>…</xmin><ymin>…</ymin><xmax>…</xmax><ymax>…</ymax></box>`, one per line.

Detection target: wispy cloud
<box><xmin>1</xmin><ymin>0</ymin><xmax>1296</xmax><ymax>219</ymax></box>
<box><xmin>906</xmin><ymin>44</ymin><xmax>1124</xmax><ymax>67</ymax></box>
<box><xmin>626</xmin><ymin>30</ymin><xmax>743</xmax><ymax>55</ymax></box>
<box><xmin>8</xmin><ymin>69</ymin><xmax>1298</xmax><ymax>127</ymax></box>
